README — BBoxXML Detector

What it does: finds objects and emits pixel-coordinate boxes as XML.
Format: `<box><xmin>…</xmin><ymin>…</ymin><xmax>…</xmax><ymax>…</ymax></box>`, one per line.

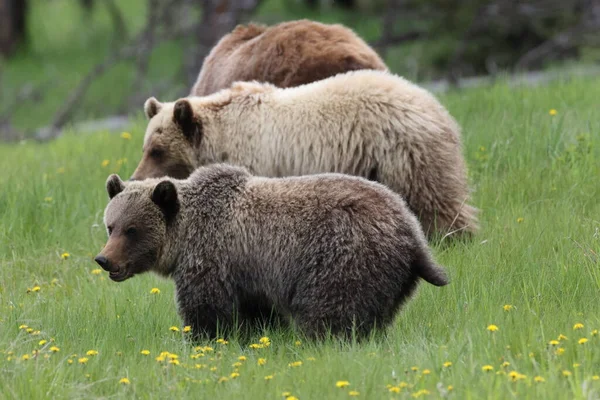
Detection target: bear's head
<box><xmin>94</xmin><ymin>174</ymin><xmax>180</xmax><ymax>282</ymax></box>
<box><xmin>129</xmin><ymin>97</ymin><xmax>204</xmax><ymax>181</ymax></box>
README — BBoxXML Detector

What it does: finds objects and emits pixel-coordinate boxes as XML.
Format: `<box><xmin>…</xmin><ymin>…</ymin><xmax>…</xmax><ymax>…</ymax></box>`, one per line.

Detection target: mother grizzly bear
<box><xmin>131</xmin><ymin>70</ymin><xmax>479</xmax><ymax>238</ymax></box>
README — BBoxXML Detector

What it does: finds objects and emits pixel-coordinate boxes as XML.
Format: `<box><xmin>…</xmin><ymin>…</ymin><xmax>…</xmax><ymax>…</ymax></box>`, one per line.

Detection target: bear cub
<box><xmin>95</xmin><ymin>164</ymin><xmax>449</xmax><ymax>340</ymax></box>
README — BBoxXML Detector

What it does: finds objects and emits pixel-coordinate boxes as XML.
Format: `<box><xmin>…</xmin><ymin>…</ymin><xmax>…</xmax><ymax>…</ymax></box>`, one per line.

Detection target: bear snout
<box><xmin>94</xmin><ymin>255</ymin><xmax>117</xmax><ymax>272</ymax></box>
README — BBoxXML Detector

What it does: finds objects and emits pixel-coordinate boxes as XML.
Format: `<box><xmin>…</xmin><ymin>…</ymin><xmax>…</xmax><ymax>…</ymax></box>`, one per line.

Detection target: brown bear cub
<box><xmin>190</xmin><ymin>19</ymin><xmax>387</xmax><ymax>96</ymax></box>
<box><xmin>96</xmin><ymin>164</ymin><xmax>449</xmax><ymax>340</ymax></box>
<box><xmin>131</xmin><ymin>70</ymin><xmax>478</xmax><ymax>239</ymax></box>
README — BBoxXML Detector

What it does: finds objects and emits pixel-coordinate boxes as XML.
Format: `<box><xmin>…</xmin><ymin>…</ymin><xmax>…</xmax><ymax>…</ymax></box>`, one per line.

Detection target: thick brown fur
<box><xmin>96</xmin><ymin>165</ymin><xmax>449</xmax><ymax>340</ymax></box>
<box><xmin>132</xmin><ymin>70</ymin><xmax>479</xmax><ymax>239</ymax></box>
<box><xmin>190</xmin><ymin>19</ymin><xmax>387</xmax><ymax>96</ymax></box>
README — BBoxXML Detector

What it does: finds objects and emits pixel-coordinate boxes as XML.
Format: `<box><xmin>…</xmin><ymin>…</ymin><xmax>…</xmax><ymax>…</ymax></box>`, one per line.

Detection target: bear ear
<box><xmin>151</xmin><ymin>180</ymin><xmax>179</xmax><ymax>221</ymax></box>
<box><xmin>106</xmin><ymin>174</ymin><xmax>125</xmax><ymax>199</ymax></box>
<box><xmin>173</xmin><ymin>99</ymin><xmax>203</xmax><ymax>144</ymax></box>
<box><xmin>144</xmin><ymin>97</ymin><xmax>162</xmax><ymax>119</ymax></box>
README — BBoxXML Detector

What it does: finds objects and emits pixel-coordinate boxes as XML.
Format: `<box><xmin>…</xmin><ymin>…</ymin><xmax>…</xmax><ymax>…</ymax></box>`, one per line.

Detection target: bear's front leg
<box><xmin>174</xmin><ymin>271</ymin><xmax>236</xmax><ymax>341</ymax></box>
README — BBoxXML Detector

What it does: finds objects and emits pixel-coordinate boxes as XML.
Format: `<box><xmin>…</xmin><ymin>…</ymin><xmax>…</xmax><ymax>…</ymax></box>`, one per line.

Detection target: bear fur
<box><xmin>96</xmin><ymin>164</ymin><xmax>449</xmax><ymax>340</ymax></box>
<box><xmin>131</xmin><ymin>70</ymin><xmax>479</xmax><ymax>238</ymax></box>
<box><xmin>190</xmin><ymin>19</ymin><xmax>387</xmax><ymax>96</ymax></box>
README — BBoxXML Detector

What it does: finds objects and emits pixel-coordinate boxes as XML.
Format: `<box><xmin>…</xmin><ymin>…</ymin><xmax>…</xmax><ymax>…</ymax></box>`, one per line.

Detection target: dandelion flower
<box><xmin>447</xmin><ymin>386</ymin><xmax>454</xmax><ymax>391</ymax></box>
<box><xmin>556</xmin><ymin>348</ymin><xmax>565</xmax><ymax>355</ymax></box>
<box><xmin>121</xmin><ymin>132</ymin><xmax>132</xmax><ymax>140</ymax></box>
<box><xmin>562</xmin><ymin>370</ymin><xmax>572</xmax><ymax>377</ymax></box>
<box><xmin>516</xmin><ymin>218</ymin><xmax>524</xmax><ymax>223</ymax></box>
<box><xmin>61</xmin><ymin>252</ymin><xmax>70</xmax><ymax>260</ymax></box>
<box><xmin>91</xmin><ymin>269</ymin><xmax>102</xmax><ymax>275</ymax></box>
<box><xmin>38</xmin><ymin>340</ymin><xmax>47</xmax><ymax>346</ymax></box>
<box><xmin>578</xmin><ymin>338</ymin><xmax>588</xmax><ymax>345</ymax></box>
<box><xmin>503</xmin><ymin>304</ymin><xmax>513</xmax><ymax>311</ymax></box>
<box><xmin>422</xmin><ymin>369</ymin><xmax>431</xmax><ymax>375</ymax></box>
<box><xmin>411</xmin><ymin>366</ymin><xmax>419</xmax><ymax>372</ymax></box>
<box><xmin>26</xmin><ymin>328</ymin><xmax>33</xmax><ymax>333</ymax></box>
<box><xmin>573</xmin><ymin>363</ymin><xmax>581</xmax><ymax>368</ymax></box>
<box><xmin>482</xmin><ymin>365</ymin><xmax>494</xmax><ymax>372</ymax></box>
<box><xmin>230</xmin><ymin>372</ymin><xmax>240</xmax><ymax>379</ymax></box>
<box><xmin>18</xmin><ymin>324</ymin><xmax>28</xmax><ymax>330</ymax></box>
<box><xmin>232</xmin><ymin>362</ymin><xmax>242</xmax><ymax>368</ymax></box>
<box><xmin>119</xmin><ymin>377</ymin><xmax>130</xmax><ymax>385</ymax></box>
<box><xmin>140</xmin><ymin>350</ymin><xmax>150</xmax><ymax>355</ymax></box>
<box><xmin>558</xmin><ymin>334</ymin><xmax>568</xmax><ymax>341</ymax></box>
<box><xmin>264</xmin><ymin>375</ymin><xmax>274</xmax><ymax>380</ymax></box>
<box><xmin>549</xmin><ymin>340</ymin><xmax>559</xmax><ymax>346</ymax></box>
<box><xmin>21</xmin><ymin>354</ymin><xmax>30</xmax><ymax>361</ymax></box>
<box><xmin>50</xmin><ymin>346</ymin><xmax>60</xmax><ymax>353</ymax></box>
<box><xmin>573</xmin><ymin>323</ymin><xmax>584</xmax><ymax>330</ymax></box>
<box><xmin>183</xmin><ymin>326</ymin><xmax>192</xmax><ymax>333</ymax></box>
<box><xmin>501</xmin><ymin>362</ymin><xmax>510</xmax><ymax>368</ymax></box>
<box><xmin>259</xmin><ymin>336</ymin><xmax>271</xmax><ymax>346</ymax></box>
<box><xmin>286</xmin><ymin>397</ymin><xmax>298</xmax><ymax>400</ymax></box>
<box><xmin>31</xmin><ymin>286</ymin><xmax>41</xmax><ymax>292</ymax></box>
<box><xmin>349</xmin><ymin>390</ymin><xmax>360</xmax><ymax>396</ymax></box>
<box><xmin>249</xmin><ymin>343</ymin><xmax>263</xmax><ymax>349</ymax></box>
<box><xmin>549</xmin><ymin>109</ymin><xmax>557</xmax><ymax>116</ymax></box>
<box><xmin>443</xmin><ymin>361</ymin><xmax>452</xmax><ymax>368</ymax></box>
<box><xmin>218</xmin><ymin>377</ymin><xmax>229</xmax><ymax>383</ymax></box>
<box><xmin>592</xmin><ymin>376</ymin><xmax>599</xmax><ymax>381</ymax></box>
<box><xmin>294</xmin><ymin>340</ymin><xmax>302</xmax><ymax>346</ymax></box>
<box><xmin>388</xmin><ymin>386</ymin><xmax>401</xmax><ymax>393</ymax></box>
<box><xmin>44</xmin><ymin>197</ymin><xmax>53</xmax><ymax>203</ymax></box>
<box><xmin>238</xmin><ymin>356</ymin><xmax>247</xmax><ymax>361</ymax></box>
<box><xmin>336</xmin><ymin>381</ymin><xmax>350</xmax><ymax>388</ymax></box>
<box><xmin>591</xmin><ymin>329</ymin><xmax>598</xmax><ymax>336</ymax></box>
<box><xmin>168</xmin><ymin>359</ymin><xmax>180</xmax><ymax>365</ymax></box>
<box><xmin>78</xmin><ymin>357</ymin><xmax>89</xmax><ymax>364</ymax></box>
<box><xmin>307</xmin><ymin>357</ymin><xmax>316</xmax><ymax>361</ymax></box>
<box><xmin>67</xmin><ymin>359</ymin><xmax>73</xmax><ymax>364</ymax></box>
<box><xmin>101</xmin><ymin>159</ymin><xmax>110</xmax><ymax>167</ymax></box>
<box><xmin>216</xmin><ymin>338</ymin><xmax>228</xmax><ymax>345</ymax></box>
<box><xmin>534</xmin><ymin>376</ymin><xmax>545</xmax><ymax>383</ymax></box>
<box><xmin>169</xmin><ymin>326</ymin><xmax>180</xmax><ymax>332</ymax></box>
<box><xmin>86</xmin><ymin>350</ymin><xmax>98</xmax><ymax>356</ymax></box>
<box><xmin>258</xmin><ymin>358</ymin><xmax>267</xmax><ymax>366</ymax></box>
<box><xmin>288</xmin><ymin>361</ymin><xmax>302</xmax><ymax>368</ymax></box>
<box><xmin>487</xmin><ymin>324</ymin><xmax>499</xmax><ymax>332</ymax></box>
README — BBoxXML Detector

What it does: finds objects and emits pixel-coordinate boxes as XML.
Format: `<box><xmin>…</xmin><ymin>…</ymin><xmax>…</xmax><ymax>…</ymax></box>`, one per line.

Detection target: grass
<box><xmin>1</xmin><ymin>71</ymin><xmax>599</xmax><ymax>398</ymax></box>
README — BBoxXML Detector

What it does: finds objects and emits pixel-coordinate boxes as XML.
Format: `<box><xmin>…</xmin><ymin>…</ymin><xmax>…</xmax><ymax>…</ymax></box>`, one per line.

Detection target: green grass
<box><xmin>1</xmin><ymin>74</ymin><xmax>600</xmax><ymax>399</ymax></box>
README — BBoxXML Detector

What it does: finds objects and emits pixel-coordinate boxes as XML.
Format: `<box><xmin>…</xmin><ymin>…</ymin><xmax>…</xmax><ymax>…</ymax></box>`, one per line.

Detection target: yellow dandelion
<box><xmin>230</xmin><ymin>372</ymin><xmax>240</xmax><ymax>379</ymax></box>
<box><xmin>288</xmin><ymin>361</ymin><xmax>303</xmax><ymax>368</ymax></box>
<box><xmin>534</xmin><ymin>376</ymin><xmax>545</xmax><ymax>383</ymax></box>
<box><xmin>573</xmin><ymin>363</ymin><xmax>581</xmax><ymax>368</ymax></box>
<box><xmin>216</xmin><ymin>338</ymin><xmax>228</xmax><ymax>345</ymax></box>
<box><xmin>50</xmin><ymin>346</ymin><xmax>60</xmax><ymax>353</ymax></box>
<box><xmin>203</xmin><ymin>347</ymin><xmax>213</xmax><ymax>352</ymax></box>
<box><xmin>412</xmin><ymin>389</ymin><xmax>430</xmax><ymax>397</ymax></box>
<box><xmin>44</xmin><ymin>197</ymin><xmax>53</xmax><ymax>203</ymax></box>
<box><xmin>558</xmin><ymin>334</ymin><xmax>568</xmax><ymax>341</ymax></box>
<box><xmin>258</xmin><ymin>358</ymin><xmax>267</xmax><ymax>366</ymax></box>
<box><xmin>167</xmin><ymin>353</ymin><xmax>178</xmax><ymax>360</ymax></box>
<box><xmin>443</xmin><ymin>361</ymin><xmax>453</xmax><ymax>368</ymax></box>
<box><xmin>168</xmin><ymin>359</ymin><xmax>180</xmax><ymax>365</ymax></box>
<box><xmin>501</xmin><ymin>361</ymin><xmax>510</xmax><ymax>368</ymax></box>
<box><xmin>562</xmin><ymin>370</ymin><xmax>572</xmax><ymax>377</ymax></box>
<box><xmin>592</xmin><ymin>376</ymin><xmax>599</xmax><ymax>381</ymax></box>
<box><xmin>91</xmin><ymin>269</ymin><xmax>102</xmax><ymax>275</ymax></box>
<box><xmin>591</xmin><ymin>329</ymin><xmax>598</xmax><ymax>336</ymax></box>
<box><xmin>422</xmin><ymin>369</ymin><xmax>431</xmax><ymax>375</ymax></box>
<box><xmin>238</xmin><ymin>356</ymin><xmax>247</xmax><ymax>361</ymax></box>
<box><xmin>78</xmin><ymin>357</ymin><xmax>89</xmax><ymax>364</ymax></box>
<box><xmin>349</xmin><ymin>390</ymin><xmax>360</xmax><ymax>396</ymax></box>
<box><xmin>556</xmin><ymin>348</ymin><xmax>565</xmax><ymax>355</ymax></box>
<box><xmin>101</xmin><ymin>160</ymin><xmax>110</xmax><ymax>168</ymax></box>
<box><xmin>336</xmin><ymin>381</ymin><xmax>350</xmax><ymax>388</ymax></box>
<box><xmin>264</xmin><ymin>375</ymin><xmax>274</xmax><ymax>380</ymax></box>
<box><xmin>482</xmin><ymin>365</ymin><xmax>494</xmax><ymax>372</ymax></box>
<box><xmin>287</xmin><ymin>397</ymin><xmax>299</xmax><ymax>400</ymax></box>
<box><xmin>232</xmin><ymin>362</ymin><xmax>242</xmax><ymax>368</ymax></box>
<box><xmin>259</xmin><ymin>336</ymin><xmax>271</xmax><ymax>346</ymax></box>
<box><xmin>549</xmin><ymin>109</ymin><xmax>557</xmax><ymax>116</ymax></box>
<box><xmin>218</xmin><ymin>377</ymin><xmax>229</xmax><ymax>383</ymax></box>
<box><xmin>18</xmin><ymin>324</ymin><xmax>28</xmax><ymax>330</ymax></box>
<box><xmin>150</xmin><ymin>287</ymin><xmax>160</xmax><ymax>294</ymax></box>
<box><xmin>38</xmin><ymin>340</ymin><xmax>47</xmax><ymax>346</ymax></box>
<box><xmin>121</xmin><ymin>132</ymin><xmax>132</xmax><ymax>140</ymax></box>
<box><xmin>294</xmin><ymin>340</ymin><xmax>302</xmax><ymax>346</ymax></box>
<box><xmin>67</xmin><ymin>359</ymin><xmax>73</xmax><ymax>364</ymax></box>
<box><xmin>307</xmin><ymin>357</ymin><xmax>316</xmax><ymax>361</ymax></box>
<box><xmin>447</xmin><ymin>386</ymin><xmax>454</xmax><ymax>391</ymax></box>
<box><xmin>503</xmin><ymin>304</ymin><xmax>513</xmax><ymax>311</ymax></box>
<box><xmin>21</xmin><ymin>354</ymin><xmax>30</xmax><ymax>361</ymax></box>
<box><xmin>183</xmin><ymin>326</ymin><xmax>192</xmax><ymax>333</ymax></box>
<box><xmin>249</xmin><ymin>343</ymin><xmax>263</xmax><ymax>349</ymax></box>
<box><xmin>411</xmin><ymin>366</ymin><xmax>419</xmax><ymax>372</ymax></box>
<box><xmin>155</xmin><ymin>356</ymin><xmax>165</xmax><ymax>362</ymax></box>
<box><xmin>578</xmin><ymin>338</ymin><xmax>588</xmax><ymax>345</ymax></box>
<box><xmin>26</xmin><ymin>328</ymin><xmax>33</xmax><ymax>333</ymax></box>
<box><xmin>31</xmin><ymin>286</ymin><xmax>41</xmax><ymax>292</ymax></box>
<box><xmin>516</xmin><ymin>217</ymin><xmax>524</xmax><ymax>223</ymax></box>
<box><xmin>32</xmin><ymin>330</ymin><xmax>41</xmax><ymax>335</ymax></box>
<box><xmin>388</xmin><ymin>386</ymin><xmax>401</xmax><ymax>393</ymax></box>
<box><xmin>487</xmin><ymin>324</ymin><xmax>499</xmax><ymax>332</ymax></box>
<box><xmin>140</xmin><ymin>350</ymin><xmax>150</xmax><ymax>355</ymax></box>
<box><xmin>573</xmin><ymin>323</ymin><xmax>584</xmax><ymax>330</ymax></box>
<box><xmin>549</xmin><ymin>340</ymin><xmax>559</xmax><ymax>346</ymax></box>
<box><xmin>119</xmin><ymin>377</ymin><xmax>130</xmax><ymax>385</ymax></box>
<box><xmin>169</xmin><ymin>326</ymin><xmax>179</xmax><ymax>332</ymax></box>
<box><xmin>61</xmin><ymin>252</ymin><xmax>70</xmax><ymax>260</ymax></box>
<box><xmin>86</xmin><ymin>350</ymin><xmax>98</xmax><ymax>356</ymax></box>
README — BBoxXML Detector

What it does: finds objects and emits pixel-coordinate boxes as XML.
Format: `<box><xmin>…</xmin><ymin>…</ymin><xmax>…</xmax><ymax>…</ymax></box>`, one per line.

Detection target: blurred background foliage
<box><xmin>0</xmin><ymin>0</ymin><xmax>598</xmax><ymax>139</ymax></box>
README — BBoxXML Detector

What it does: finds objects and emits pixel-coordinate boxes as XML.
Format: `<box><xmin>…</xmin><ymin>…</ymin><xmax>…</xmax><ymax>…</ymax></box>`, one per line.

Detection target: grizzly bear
<box><xmin>96</xmin><ymin>164</ymin><xmax>449</xmax><ymax>340</ymax></box>
<box><xmin>131</xmin><ymin>70</ymin><xmax>479</xmax><ymax>238</ymax></box>
<box><xmin>190</xmin><ymin>19</ymin><xmax>387</xmax><ymax>96</ymax></box>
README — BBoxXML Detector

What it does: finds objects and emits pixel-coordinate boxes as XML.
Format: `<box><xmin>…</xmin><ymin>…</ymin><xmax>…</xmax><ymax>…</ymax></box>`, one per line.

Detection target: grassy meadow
<box><xmin>1</xmin><ymin>74</ymin><xmax>600</xmax><ymax>399</ymax></box>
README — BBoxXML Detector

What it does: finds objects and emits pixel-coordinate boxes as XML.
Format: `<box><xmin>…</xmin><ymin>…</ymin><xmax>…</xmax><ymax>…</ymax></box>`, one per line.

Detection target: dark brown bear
<box><xmin>95</xmin><ymin>164</ymin><xmax>449</xmax><ymax>340</ymax></box>
<box><xmin>190</xmin><ymin>19</ymin><xmax>387</xmax><ymax>96</ymax></box>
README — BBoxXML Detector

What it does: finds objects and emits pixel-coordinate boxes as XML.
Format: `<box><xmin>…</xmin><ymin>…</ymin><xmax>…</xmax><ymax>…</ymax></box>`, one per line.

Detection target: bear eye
<box><xmin>107</xmin><ymin>226</ymin><xmax>113</xmax><ymax>235</ymax></box>
<box><xmin>149</xmin><ymin>148</ymin><xmax>164</xmax><ymax>159</ymax></box>
<box><xmin>125</xmin><ymin>227</ymin><xmax>137</xmax><ymax>237</ymax></box>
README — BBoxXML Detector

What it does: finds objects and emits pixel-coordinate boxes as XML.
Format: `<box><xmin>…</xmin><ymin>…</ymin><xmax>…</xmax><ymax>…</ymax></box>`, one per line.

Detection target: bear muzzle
<box><xmin>94</xmin><ymin>254</ymin><xmax>117</xmax><ymax>273</ymax></box>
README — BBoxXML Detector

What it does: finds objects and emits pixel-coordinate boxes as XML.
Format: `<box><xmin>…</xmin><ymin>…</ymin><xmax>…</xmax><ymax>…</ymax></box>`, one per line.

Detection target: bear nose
<box><xmin>94</xmin><ymin>255</ymin><xmax>112</xmax><ymax>271</ymax></box>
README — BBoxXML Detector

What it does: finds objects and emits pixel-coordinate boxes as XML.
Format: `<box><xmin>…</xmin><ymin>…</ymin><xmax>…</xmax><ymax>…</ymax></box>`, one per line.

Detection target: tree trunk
<box><xmin>0</xmin><ymin>0</ymin><xmax>28</xmax><ymax>57</ymax></box>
